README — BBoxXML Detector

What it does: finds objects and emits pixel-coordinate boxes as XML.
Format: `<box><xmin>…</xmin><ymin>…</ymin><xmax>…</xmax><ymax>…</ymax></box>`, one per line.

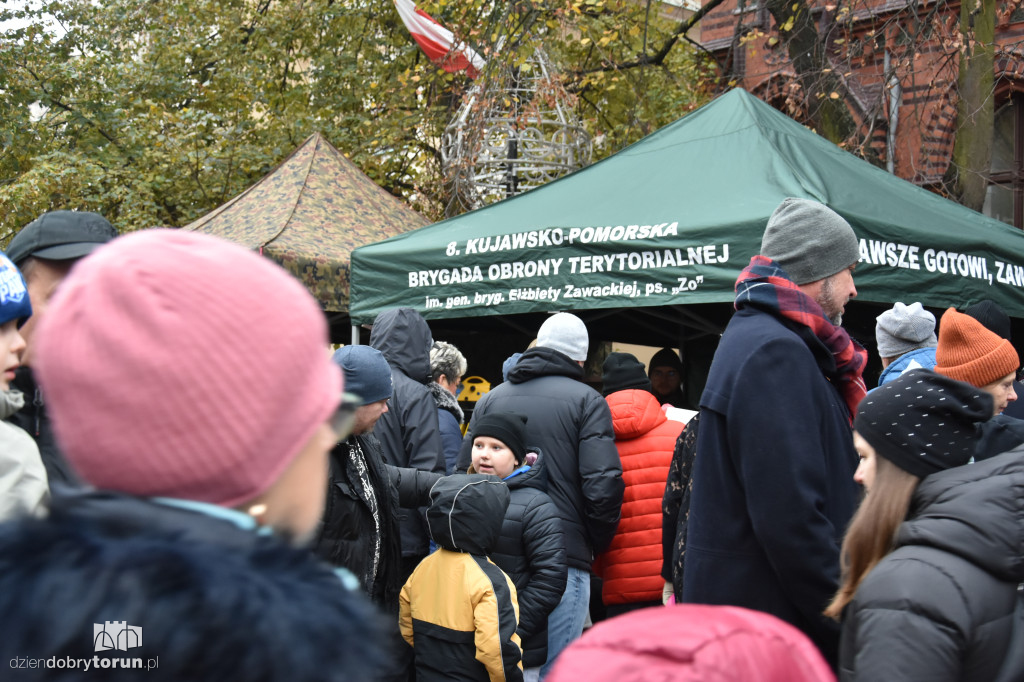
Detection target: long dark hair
<box><xmin>824</xmin><ymin>456</ymin><xmax>920</xmax><ymax>620</ymax></box>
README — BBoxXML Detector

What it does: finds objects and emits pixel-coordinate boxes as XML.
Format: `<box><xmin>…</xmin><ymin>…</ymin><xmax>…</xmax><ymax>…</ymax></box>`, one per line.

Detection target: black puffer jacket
<box><xmin>839</xmin><ymin>448</ymin><xmax>1024</xmax><ymax>681</ymax></box>
<box><xmin>486</xmin><ymin>452</ymin><xmax>567</xmax><ymax>667</ymax></box>
<box><xmin>458</xmin><ymin>347</ymin><xmax>623</xmax><ymax>570</ymax></box>
<box><xmin>370</xmin><ymin>308</ymin><xmax>445</xmax><ymax>559</ymax></box>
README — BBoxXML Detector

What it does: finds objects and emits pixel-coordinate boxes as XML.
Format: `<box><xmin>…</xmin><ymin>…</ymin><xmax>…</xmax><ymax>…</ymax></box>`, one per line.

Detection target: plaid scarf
<box><xmin>734</xmin><ymin>255</ymin><xmax>867</xmax><ymax>423</ymax></box>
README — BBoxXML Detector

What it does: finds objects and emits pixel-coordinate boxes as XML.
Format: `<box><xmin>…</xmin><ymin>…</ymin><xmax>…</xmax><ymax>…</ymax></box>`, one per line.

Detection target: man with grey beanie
<box><xmin>683</xmin><ymin>197</ymin><xmax>866</xmax><ymax>669</ymax></box>
<box><xmin>874</xmin><ymin>301</ymin><xmax>938</xmax><ymax>386</ymax></box>
<box><xmin>457</xmin><ymin>312</ymin><xmax>623</xmax><ymax>677</ymax></box>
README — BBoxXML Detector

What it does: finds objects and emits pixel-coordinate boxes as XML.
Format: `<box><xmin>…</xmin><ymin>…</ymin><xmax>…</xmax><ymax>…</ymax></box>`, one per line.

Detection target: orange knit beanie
<box><xmin>934</xmin><ymin>307</ymin><xmax>1019</xmax><ymax>387</ymax></box>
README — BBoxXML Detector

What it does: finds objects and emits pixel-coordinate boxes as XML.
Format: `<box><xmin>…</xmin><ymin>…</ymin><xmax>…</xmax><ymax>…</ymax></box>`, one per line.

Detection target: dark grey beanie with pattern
<box><xmin>761</xmin><ymin>198</ymin><xmax>860</xmax><ymax>285</ymax></box>
<box><xmin>854</xmin><ymin>369</ymin><xmax>993</xmax><ymax>479</ymax></box>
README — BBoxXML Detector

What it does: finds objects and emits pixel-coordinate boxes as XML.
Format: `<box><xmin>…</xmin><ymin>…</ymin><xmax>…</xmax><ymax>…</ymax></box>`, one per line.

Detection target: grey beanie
<box><xmin>760</xmin><ymin>198</ymin><xmax>860</xmax><ymax>285</ymax></box>
<box><xmin>332</xmin><ymin>345</ymin><xmax>393</xmax><ymax>404</ymax></box>
<box><xmin>536</xmin><ymin>312</ymin><xmax>589</xmax><ymax>362</ymax></box>
<box><xmin>875</xmin><ymin>302</ymin><xmax>938</xmax><ymax>358</ymax></box>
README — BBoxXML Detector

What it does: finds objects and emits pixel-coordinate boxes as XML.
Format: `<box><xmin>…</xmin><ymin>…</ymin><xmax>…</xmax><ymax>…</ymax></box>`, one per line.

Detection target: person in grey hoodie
<box><xmin>369</xmin><ymin>307</ymin><xmax>446</xmax><ymax>583</ymax></box>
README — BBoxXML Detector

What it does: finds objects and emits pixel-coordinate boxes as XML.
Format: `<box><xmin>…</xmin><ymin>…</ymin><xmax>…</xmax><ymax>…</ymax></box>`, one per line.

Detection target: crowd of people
<box><xmin>0</xmin><ymin>200</ymin><xmax>1020</xmax><ymax>682</ymax></box>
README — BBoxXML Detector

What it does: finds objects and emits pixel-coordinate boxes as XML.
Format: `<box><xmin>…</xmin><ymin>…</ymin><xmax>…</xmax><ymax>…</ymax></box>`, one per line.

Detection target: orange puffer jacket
<box><xmin>595</xmin><ymin>389</ymin><xmax>683</xmax><ymax>605</ymax></box>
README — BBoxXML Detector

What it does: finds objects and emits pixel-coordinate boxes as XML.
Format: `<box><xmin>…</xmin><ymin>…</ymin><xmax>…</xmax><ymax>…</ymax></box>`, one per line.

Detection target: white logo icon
<box><xmin>93</xmin><ymin>621</ymin><xmax>142</xmax><ymax>652</ymax></box>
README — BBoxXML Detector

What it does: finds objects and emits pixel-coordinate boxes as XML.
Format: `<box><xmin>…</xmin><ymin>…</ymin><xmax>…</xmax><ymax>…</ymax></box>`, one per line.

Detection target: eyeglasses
<box><xmin>329</xmin><ymin>392</ymin><xmax>363</xmax><ymax>442</ymax></box>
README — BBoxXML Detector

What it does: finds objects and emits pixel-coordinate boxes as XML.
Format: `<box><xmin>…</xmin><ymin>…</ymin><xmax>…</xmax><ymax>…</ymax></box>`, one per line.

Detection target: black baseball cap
<box><xmin>7</xmin><ymin>210</ymin><xmax>117</xmax><ymax>265</ymax></box>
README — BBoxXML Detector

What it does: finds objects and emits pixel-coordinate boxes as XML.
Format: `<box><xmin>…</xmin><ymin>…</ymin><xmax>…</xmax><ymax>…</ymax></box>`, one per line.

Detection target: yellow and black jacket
<box><xmin>400</xmin><ymin>474</ymin><xmax>523</xmax><ymax>682</ymax></box>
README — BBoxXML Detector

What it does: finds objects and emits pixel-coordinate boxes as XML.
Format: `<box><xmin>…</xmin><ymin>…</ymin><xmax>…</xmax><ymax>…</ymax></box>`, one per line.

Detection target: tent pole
<box><xmin>351</xmin><ymin>324</ymin><xmax>360</xmax><ymax>346</ymax></box>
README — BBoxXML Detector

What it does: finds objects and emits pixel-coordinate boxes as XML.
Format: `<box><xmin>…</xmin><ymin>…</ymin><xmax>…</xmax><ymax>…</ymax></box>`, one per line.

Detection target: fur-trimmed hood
<box><xmin>428</xmin><ymin>381</ymin><xmax>464</xmax><ymax>423</ymax></box>
<box><xmin>0</xmin><ymin>489</ymin><xmax>385</xmax><ymax>681</ymax></box>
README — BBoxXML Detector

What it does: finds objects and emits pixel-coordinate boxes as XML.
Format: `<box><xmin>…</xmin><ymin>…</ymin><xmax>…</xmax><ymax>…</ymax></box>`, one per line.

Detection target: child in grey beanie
<box><xmin>876</xmin><ymin>302</ymin><xmax>937</xmax><ymax>360</ymax></box>
<box><xmin>875</xmin><ymin>302</ymin><xmax>939</xmax><ymax>387</ymax></box>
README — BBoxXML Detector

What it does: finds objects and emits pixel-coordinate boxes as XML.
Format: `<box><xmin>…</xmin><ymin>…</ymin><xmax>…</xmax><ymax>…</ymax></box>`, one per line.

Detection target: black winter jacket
<box><xmin>314</xmin><ymin>434</ymin><xmax>404</xmax><ymax>611</ymax></box>
<box><xmin>9</xmin><ymin>366</ymin><xmax>77</xmax><ymax>487</ymax></box>
<box><xmin>487</xmin><ymin>453</ymin><xmax>567</xmax><ymax>667</ymax></box>
<box><xmin>457</xmin><ymin>347</ymin><xmax>623</xmax><ymax>570</ymax></box>
<box><xmin>314</xmin><ymin>433</ymin><xmax>442</xmax><ymax>612</ymax></box>
<box><xmin>839</xmin><ymin>448</ymin><xmax>1024</xmax><ymax>681</ymax></box>
<box><xmin>976</xmin><ymin>413</ymin><xmax>1024</xmax><ymax>461</ymax></box>
<box><xmin>370</xmin><ymin>308</ymin><xmax>446</xmax><ymax>559</ymax></box>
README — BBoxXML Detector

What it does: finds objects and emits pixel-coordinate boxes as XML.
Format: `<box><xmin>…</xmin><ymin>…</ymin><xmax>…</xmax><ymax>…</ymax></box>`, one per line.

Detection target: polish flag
<box><xmin>393</xmin><ymin>0</ymin><xmax>485</xmax><ymax>78</ymax></box>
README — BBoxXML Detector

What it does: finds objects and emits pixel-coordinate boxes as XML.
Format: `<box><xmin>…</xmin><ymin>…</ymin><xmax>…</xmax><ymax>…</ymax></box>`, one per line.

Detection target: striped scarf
<box><xmin>735</xmin><ymin>255</ymin><xmax>867</xmax><ymax>422</ymax></box>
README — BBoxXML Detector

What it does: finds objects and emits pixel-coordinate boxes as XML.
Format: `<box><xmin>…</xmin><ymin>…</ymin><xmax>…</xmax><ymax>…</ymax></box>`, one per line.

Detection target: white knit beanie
<box><xmin>536</xmin><ymin>312</ymin><xmax>589</xmax><ymax>362</ymax></box>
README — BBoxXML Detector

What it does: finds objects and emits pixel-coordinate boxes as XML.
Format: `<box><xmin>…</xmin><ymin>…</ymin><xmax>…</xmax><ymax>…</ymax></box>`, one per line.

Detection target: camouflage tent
<box><xmin>185</xmin><ymin>132</ymin><xmax>428</xmax><ymax>312</ymax></box>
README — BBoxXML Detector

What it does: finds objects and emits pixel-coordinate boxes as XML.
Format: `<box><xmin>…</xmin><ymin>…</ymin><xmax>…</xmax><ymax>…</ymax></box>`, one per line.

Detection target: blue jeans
<box><xmin>539</xmin><ymin>566</ymin><xmax>590</xmax><ymax>679</ymax></box>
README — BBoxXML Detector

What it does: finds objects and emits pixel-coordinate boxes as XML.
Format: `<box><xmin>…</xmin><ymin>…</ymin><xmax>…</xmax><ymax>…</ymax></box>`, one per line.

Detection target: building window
<box><xmin>985</xmin><ymin>96</ymin><xmax>1024</xmax><ymax>229</ymax></box>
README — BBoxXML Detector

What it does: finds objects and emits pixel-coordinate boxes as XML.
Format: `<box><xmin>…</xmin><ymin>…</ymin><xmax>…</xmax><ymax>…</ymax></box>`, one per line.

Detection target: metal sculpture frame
<box><xmin>441</xmin><ymin>48</ymin><xmax>592</xmax><ymax>217</ymax></box>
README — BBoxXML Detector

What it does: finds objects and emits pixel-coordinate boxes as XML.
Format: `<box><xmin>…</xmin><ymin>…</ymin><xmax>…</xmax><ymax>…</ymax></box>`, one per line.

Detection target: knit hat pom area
<box><xmin>934</xmin><ymin>307</ymin><xmax>1019</xmax><ymax>388</ymax></box>
<box><xmin>854</xmin><ymin>369</ymin><xmax>993</xmax><ymax>479</ymax></box>
<box><xmin>35</xmin><ymin>229</ymin><xmax>341</xmax><ymax>507</ymax></box>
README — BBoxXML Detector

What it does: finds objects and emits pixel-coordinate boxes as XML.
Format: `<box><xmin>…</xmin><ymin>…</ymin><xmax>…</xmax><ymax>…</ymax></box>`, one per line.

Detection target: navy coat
<box><xmin>683</xmin><ymin>306</ymin><xmax>860</xmax><ymax>667</ymax></box>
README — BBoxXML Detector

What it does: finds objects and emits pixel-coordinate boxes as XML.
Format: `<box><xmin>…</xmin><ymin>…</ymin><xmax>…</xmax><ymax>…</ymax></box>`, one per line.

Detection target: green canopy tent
<box><xmin>351</xmin><ymin>89</ymin><xmax>1024</xmax><ymax>333</ymax></box>
<box><xmin>186</xmin><ymin>132</ymin><xmax>428</xmax><ymax>337</ymax></box>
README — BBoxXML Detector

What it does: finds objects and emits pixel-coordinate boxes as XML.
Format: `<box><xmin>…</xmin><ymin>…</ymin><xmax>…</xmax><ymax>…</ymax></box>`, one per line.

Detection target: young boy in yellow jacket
<box><xmin>400</xmin><ymin>474</ymin><xmax>523</xmax><ymax>682</ymax></box>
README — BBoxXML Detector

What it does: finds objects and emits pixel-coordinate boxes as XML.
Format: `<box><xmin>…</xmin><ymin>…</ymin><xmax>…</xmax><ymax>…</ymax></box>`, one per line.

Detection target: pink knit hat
<box><xmin>35</xmin><ymin>229</ymin><xmax>341</xmax><ymax>507</ymax></box>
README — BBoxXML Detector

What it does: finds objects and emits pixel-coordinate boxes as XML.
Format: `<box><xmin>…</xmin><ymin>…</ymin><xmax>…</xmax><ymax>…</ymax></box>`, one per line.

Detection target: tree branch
<box><xmin>573</xmin><ymin>0</ymin><xmax>730</xmax><ymax>76</ymax></box>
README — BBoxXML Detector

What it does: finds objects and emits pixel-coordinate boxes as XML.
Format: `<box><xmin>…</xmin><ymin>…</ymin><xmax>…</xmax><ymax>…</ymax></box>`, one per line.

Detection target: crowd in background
<box><xmin>0</xmin><ymin>200</ymin><xmax>1020</xmax><ymax>682</ymax></box>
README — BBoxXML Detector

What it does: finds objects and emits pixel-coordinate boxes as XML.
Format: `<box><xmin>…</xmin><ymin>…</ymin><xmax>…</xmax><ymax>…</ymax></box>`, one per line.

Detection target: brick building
<box><xmin>698</xmin><ymin>0</ymin><xmax>1024</xmax><ymax>228</ymax></box>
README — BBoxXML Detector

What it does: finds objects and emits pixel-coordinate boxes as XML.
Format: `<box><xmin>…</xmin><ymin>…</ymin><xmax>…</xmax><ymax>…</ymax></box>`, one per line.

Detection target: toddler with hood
<box><xmin>470</xmin><ymin>413</ymin><xmax>567</xmax><ymax>677</ymax></box>
<box><xmin>400</xmin><ymin>473</ymin><xmax>524</xmax><ymax>682</ymax></box>
<box><xmin>0</xmin><ymin>250</ymin><xmax>47</xmax><ymax>520</ymax></box>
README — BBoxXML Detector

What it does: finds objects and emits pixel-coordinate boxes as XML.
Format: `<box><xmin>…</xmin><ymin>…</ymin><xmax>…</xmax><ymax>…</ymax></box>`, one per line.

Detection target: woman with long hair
<box><xmin>826</xmin><ymin>369</ymin><xmax>1024</xmax><ymax>681</ymax></box>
